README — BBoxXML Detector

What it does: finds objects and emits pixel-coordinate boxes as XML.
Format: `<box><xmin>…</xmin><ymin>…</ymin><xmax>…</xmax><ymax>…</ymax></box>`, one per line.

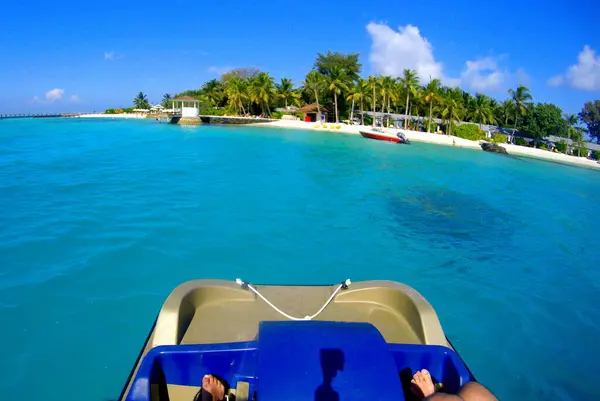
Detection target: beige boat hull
<box><xmin>119</xmin><ymin>279</ymin><xmax>450</xmax><ymax>400</ymax></box>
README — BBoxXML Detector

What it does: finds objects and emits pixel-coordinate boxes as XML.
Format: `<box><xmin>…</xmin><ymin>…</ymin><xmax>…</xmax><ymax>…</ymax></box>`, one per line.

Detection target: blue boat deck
<box><xmin>125</xmin><ymin>321</ymin><xmax>474</xmax><ymax>401</ymax></box>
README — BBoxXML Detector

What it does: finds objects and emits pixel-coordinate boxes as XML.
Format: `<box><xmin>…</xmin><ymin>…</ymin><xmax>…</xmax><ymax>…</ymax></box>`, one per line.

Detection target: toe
<box><xmin>216</xmin><ymin>380</ymin><xmax>225</xmax><ymax>399</ymax></box>
<box><xmin>421</xmin><ymin>369</ymin><xmax>431</xmax><ymax>380</ymax></box>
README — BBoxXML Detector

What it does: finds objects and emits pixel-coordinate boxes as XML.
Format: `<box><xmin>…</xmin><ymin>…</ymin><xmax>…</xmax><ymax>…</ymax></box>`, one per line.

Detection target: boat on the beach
<box><xmin>118</xmin><ymin>279</ymin><xmax>475</xmax><ymax>401</ymax></box>
<box><xmin>359</xmin><ymin>128</ymin><xmax>411</xmax><ymax>144</ymax></box>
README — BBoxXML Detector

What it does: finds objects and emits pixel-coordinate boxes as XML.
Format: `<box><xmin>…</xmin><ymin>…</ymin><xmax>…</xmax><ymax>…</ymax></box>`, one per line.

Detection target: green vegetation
<box><xmin>162</xmin><ymin>93</ymin><xmax>172</xmax><ymax>108</ymax></box>
<box><xmin>105</xmin><ymin>51</ymin><xmax>597</xmax><ymax>153</ymax></box>
<box><xmin>440</xmin><ymin>89</ymin><xmax>463</xmax><ymax>136</ymax></box>
<box><xmin>346</xmin><ymin>78</ymin><xmax>370</xmax><ymax>125</ymax></box>
<box><xmin>515</xmin><ymin>137</ymin><xmax>528</xmax><ymax>146</ymax></box>
<box><xmin>555</xmin><ymin>142</ymin><xmax>567</xmax><ymax>153</ymax></box>
<box><xmin>326</xmin><ymin>66</ymin><xmax>350</xmax><ymax>123</ymax></box>
<box><xmin>508</xmin><ymin>85</ymin><xmax>533</xmax><ymax>131</ymax></box>
<box><xmin>454</xmin><ymin>124</ymin><xmax>486</xmax><ymax>141</ymax></box>
<box><xmin>521</xmin><ymin>103</ymin><xmax>567</xmax><ymax>146</ymax></box>
<box><xmin>423</xmin><ymin>79</ymin><xmax>441</xmax><ymax>134</ymax></box>
<box><xmin>133</xmin><ymin>92</ymin><xmax>150</xmax><ymax>109</ymax></box>
<box><xmin>303</xmin><ymin>71</ymin><xmax>325</xmax><ymax>119</ymax></box>
<box><xmin>276</xmin><ymin>78</ymin><xmax>300</xmax><ymax>109</ymax></box>
<box><xmin>492</xmin><ymin>133</ymin><xmax>508</xmax><ymax>143</ymax></box>
<box><xmin>579</xmin><ymin>100</ymin><xmax>600</xmax><ymax>143</ymax></box>
<box><xmin>467</xmin><ymin>94</ymin><xmax>496</xmax><ymax>127</ymax></box>
<box><xmin>422</xmin><ymin>119</ymin><xmax>436</xmax><ymax>133</ymax></box>
<box><xmin>104</xmin><ymin>107</ymin><xmax>132</xmax><ymax>114</ymax></box>
<box><xmin>591</xmin><ymin>150</ymin><xmax>600</xmax><ymax>160</ymax></box>
<box><xmin>399</xmin><ymin>69</ymin><xmax>420</xmax><ymax>129</ymax></box>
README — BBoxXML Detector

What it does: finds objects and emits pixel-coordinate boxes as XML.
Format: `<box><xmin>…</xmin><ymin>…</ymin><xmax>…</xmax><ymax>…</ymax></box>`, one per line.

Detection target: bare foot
<box><xmin>411</xmin><ymin>369</ymin><xmax>435</xmax><ymax>399</ymax></box>
<box><xmin>202</xmin><ymin>375</ymin><xmax>225</xmax><ymax>401</ymax></box>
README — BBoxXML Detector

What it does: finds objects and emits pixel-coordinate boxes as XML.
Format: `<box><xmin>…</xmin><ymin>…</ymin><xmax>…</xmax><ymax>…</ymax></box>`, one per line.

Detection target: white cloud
<box><xmin>567</xmin><ymin>45</ymin><xmax>600</xmax><ymax>90</ymax></box>
<box><xmin>104</xmin><ymin>51</ymin><xmax>122</xmax><ymax>61</ymax></box>
<box><xmin>547</xmin><ymin>45</ymin><xmax>600</xmax><ymax>91</ymax></box>
<box><xmin>547</xmin><ymin>75</ymin><xmax>565</xmax><ymax>87</ymax></box>
<box><xmin>366</xmin><ymin>22</ymin><xmax>444</xmax><ymax>83</ymax></box>
<box><xmin>69</xmin><ymin>94</ymin><xmax>80</xmax><ymax>103</ymax></box>
<box><xmin>366</xmin><ymin>22</ymin><xmax>508</xmax><ymax>92</ymax></box>
<box><xmin>31</xmin><ymin>88</ymin><xmax>66</xmax><ymax>103</ymax></box>
<box><xmin>207</xmin><ymin>66</ymin><xmax>233</xmax><ymax>76</ymax></box>
<box><xmin>45</xmin><ymin>88</ymin><xmax>64</xmax><ymax>102</ymax></box>
<box><xmin>460</xmin><ymin>57</ymin><xmax>505</xmax><ymax>92</ymax></box>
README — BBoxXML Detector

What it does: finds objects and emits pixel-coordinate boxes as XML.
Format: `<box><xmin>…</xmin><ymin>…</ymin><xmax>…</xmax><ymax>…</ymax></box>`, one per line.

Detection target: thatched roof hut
<box><xmin>296</xmin><ymin>103</ymin><xmax>328</xmax><ymax>113</ymax></box>
<box><xmin>296</xmin><ymin>103</ymin><xmax>328</xmax><ymax>122</ymax></box>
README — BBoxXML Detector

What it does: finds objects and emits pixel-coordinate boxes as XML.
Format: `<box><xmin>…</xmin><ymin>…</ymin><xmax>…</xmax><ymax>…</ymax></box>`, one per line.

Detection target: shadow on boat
<box><xmin>315</xmin><ymin>349</ymin><xmax>345</xmax><ymax>401</ymax></box>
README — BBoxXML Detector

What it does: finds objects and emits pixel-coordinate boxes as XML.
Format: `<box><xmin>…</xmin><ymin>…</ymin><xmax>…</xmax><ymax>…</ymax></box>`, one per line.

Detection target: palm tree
<box><xmin>570</xmin><ymin>126</ymin><xmax>586</xmax><ymax>157</ymax></box>
<box><xmin>387</xmin><ymin>80</ymin><xmax>400</xmax><ymax>126</ymax></box>
<box><xmin>367</xmin><ymin>75</ymin><xmax>379</xmax><ymax>127</ymax></box>
<box><xmin>276</xmin><ymin>78</ymin><xmax>296</xmax><ymax>109</ymax></box>
<box><xmin>423</xmin><ymin>79</ymin><xmax>441</xmax><ymax>133</ymax></box>
<box><xmin>508</xmin><ymin>84</ymin><xmax>533</xmax><ymax>131</ymax></box>
<box><xmin>564</xmin><ymin>113</ymin><xmax>579</xmax><ymax>155</ymax></box>
<box><xmin>467</xmin><ymin>94</ymin><xmax>497</xmax><ymax>127</ymax></box>
<box><xmin>497</xmin><ymin>99</ymin><xmax>515</xmax><ymax>127</ymax></box>
<box><xmin>346</xmin><ymin>82</ymin><xmax>357</xmax><ymax>123</ymax></box>
<box><xmin>245</xmin><ymin>75</ymin><xmax>257</xmax><ymax>113</ymax></box>
<box><xmin>378</xmin><ymin>76</ymin><xmax>392</xmax><ymax>126</ymax></box>
<box><xmin>161</xmin><ymin>93</ymin><xmax>172</xmax><ymax>108</ymax></box>
<box><xmin>250</xmin><ymin>73</ymin><xmax>275</xmax><ymax>116</ymax></box>
<box><xmin>225</xmin><ymin>76</ymin><xmax>248</xmax><ymax>115</ymax></box>
<box><xmin>347</xmin><ymin>78</ymin><xmax>370</xmax><ymax>125</ymax></box>
<box><xmin>326</xmin><ymin>66</ymin><xmax>350</xmax><ymax>123</ymax></box>
<box><xmin>409</xmin><ymin>86</ymin><xmax>424</xmax><ymax>122</ymax></box>
<box><xmin>378</xmin><ymin>76</ymin><xmax>396</xmax><ymax>127</ymax></box>
<box><xmin>302</xmin><ymin>71</ymin><xmax>325</xmax><ymax>121</ymax></box>
<box><xmin>399</xmin><ymin>69</ymin><xmax>420</xmax><ymax>129</ymax></box>
<box><xmin>441</xmin><ymin>88</ymin><xmax>464</xmax><ymax>136</ymax></box>
<box><xmin>133</xmin><ymin>92</ymin><xmax>149</xmax><ymax>109</ymax></box>
<box><xmin>202</xmin><ymin>79</ymin><xmax>224</xmax><ymax>107</ymax></box>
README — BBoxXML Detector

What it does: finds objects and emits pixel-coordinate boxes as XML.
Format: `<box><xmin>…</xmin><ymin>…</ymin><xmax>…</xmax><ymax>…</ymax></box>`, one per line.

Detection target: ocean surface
<box><xmin>0</xmin><ymin>118</ymin><xmax>599</xmax><ymax>400</ymax></box>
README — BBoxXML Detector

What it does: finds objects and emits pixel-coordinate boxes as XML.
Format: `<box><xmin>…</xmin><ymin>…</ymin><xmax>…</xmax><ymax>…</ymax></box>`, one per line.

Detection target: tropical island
<box><xmin>100</xmin><ymin>52</ymin><xmax>600</xmax><ymax>168</ymax></box>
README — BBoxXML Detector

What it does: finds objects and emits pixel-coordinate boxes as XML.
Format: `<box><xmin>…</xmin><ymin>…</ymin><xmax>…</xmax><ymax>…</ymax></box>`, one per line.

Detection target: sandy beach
<box><xmin>251</xmin><ymin>119</ymin><xmax>600</xmax><ymax>170</ymax></box>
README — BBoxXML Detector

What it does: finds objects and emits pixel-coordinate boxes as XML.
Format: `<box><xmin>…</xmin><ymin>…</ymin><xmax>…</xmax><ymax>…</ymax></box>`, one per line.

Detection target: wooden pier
<box><xmin>0</xmin><ymin>113</ymin><xmax>82</xmax><ymax>120</ymax></box>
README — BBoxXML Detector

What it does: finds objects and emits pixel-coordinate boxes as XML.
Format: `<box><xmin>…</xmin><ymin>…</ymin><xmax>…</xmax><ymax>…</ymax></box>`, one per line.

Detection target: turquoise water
<box><xmin>1</xmin><ymin>119</ymin><xmax>599</xmax><ymax>400</ymax></box>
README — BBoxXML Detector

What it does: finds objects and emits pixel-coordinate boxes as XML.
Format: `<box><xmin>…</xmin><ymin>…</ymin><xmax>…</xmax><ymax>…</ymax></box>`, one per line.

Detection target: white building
<box><xmin>171</xmin><ymin>96</ymin><xmax>201</xmax><ymax>117</ymax></box>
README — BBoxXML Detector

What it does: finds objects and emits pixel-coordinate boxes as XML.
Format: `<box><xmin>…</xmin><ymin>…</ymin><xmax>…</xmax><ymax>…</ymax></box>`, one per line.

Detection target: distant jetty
<box><xmin>0</xmin><ymin>113</ymin><xmax>83</xmax><ymax>120</ymax></box>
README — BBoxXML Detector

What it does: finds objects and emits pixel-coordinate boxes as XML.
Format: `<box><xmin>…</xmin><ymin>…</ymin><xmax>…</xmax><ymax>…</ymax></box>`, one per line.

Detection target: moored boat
<box><xmin>119</xmin><ymin>280</ymin><xmax>474</xmax><ymax>401</ymax></box>
<box><xmin>359</xmin><ymin>128</ymin><xmax>411</xmax><ymax>144</ymax></box>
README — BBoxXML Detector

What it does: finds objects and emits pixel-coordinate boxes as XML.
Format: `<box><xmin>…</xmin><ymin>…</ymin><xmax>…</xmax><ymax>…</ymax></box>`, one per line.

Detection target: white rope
<box><xmin>235</xmin><ymin>278</ymin><xmax>351</xmax><ymax>321</ymax></box>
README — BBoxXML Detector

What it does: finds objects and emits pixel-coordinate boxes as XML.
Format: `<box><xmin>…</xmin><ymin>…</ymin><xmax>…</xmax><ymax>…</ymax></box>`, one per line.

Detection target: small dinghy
<box><xmin>118</xmin><ymin>280</ymin><xmax>474</xmax><ymax>401</ymax></box>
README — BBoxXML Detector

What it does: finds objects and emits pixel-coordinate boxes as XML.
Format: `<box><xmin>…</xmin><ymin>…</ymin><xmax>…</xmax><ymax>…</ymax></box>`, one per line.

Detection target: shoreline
<box><xmin>76</xmin><ymin>113</ymin><xmax>147</xmax><ymax>119</ymax></box>
<box><xmin>250</xmin><ymin>120</ymin><xmax>600</xmax><ymax>170</ymax></box>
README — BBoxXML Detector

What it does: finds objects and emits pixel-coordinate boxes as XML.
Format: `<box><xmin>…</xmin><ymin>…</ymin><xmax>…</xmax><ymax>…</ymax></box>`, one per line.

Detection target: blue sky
<box><xmin>0</xmin><ymin>0</ymin><xmax>598</xmax><ymax>114</ymax></box>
